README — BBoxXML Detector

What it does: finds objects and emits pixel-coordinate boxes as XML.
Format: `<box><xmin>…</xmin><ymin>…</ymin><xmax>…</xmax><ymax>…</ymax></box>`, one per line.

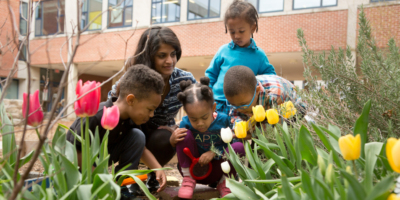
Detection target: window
<box><xmin>82</xmin><ymin>0</ymin><xmax>103</xmax><ymax>30</ymax></box>
<box><xmin>152</xmin><ymin>0</ymin><xmax>181</xmax><ymax>24</ymax></box>
<box><xmin>20</xmin><ymin>2</ymin><xmax>28</xmax><ymax>35</ymax></box>
<box><xmin>108</xmin><ymin>0</ymin><xmax>133</xmax><ymax>28</ymax></box>
<box><xmin>247</xmin><ymin>0</ymin><xmax>284</xmax><ymax>13</ymax></box>
<box><xmin>293</xmin><ymin>0</ymin><xmax>337</xmax><ymax>10</ymax></box>
<box><xmin>35</xmin><ymin>0</ymin><xmax>65</xmax><ymax>36</ymax></box>
<box><xmin>188</xmin><ymin>0</ymin><xmax>220</xmax><ymax>20</ymax></box>
<box><xmin>0</xmin><ymin>78</ymin><xmax>19</xmax><ymax>99</ymax></box>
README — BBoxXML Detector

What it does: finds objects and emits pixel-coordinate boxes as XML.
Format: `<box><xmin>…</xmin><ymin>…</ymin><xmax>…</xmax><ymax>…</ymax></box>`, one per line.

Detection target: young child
<box><xmin>173</xmin><ymin>77</ymin><xmax>245</xmax><ymax>199</ymax></box>
<box><xmin>66</xmin><ymin>64</ymin><xmax>167</xmax><ymax>192</ymax></box>
<box><xmin>224</xmin><ymin>65</ymin><xmax>307</xmax><ymax>138</ymax></box>
<box><xmin>205</xmin><ymin>0</ymin><xmax>276</xmax><ymax>115</ymax></box>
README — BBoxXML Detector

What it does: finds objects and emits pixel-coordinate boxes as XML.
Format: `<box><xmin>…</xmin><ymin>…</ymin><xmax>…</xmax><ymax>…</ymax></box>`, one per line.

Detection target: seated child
<box><xmin>173</xmin><ymin>77</ymin><xmax>245</xmax><ymax>199</ymax></box>
<box><xmin>223</xmin><ymin>65</ymin><xmax>307</xmax><ymax>139</ymax></box>
<box><xmin>66</xmin><ymin>64</ymin><xmax>167</xmax><ymax>192</ymax></box>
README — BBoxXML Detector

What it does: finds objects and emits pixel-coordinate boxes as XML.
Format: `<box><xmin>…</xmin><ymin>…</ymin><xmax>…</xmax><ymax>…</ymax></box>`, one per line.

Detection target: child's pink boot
<box><xmin>178</xmin><ymin>176</ymin><xmax>196</xmax><ymax>199</ymax></box>
<box><xmin>217</xmin><ymin>180</ymin><xmax>231</xmax><ymax>197</ymax></box>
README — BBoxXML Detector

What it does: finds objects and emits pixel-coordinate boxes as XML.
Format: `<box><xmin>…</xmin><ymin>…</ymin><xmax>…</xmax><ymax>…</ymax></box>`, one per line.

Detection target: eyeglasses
<box><xmin>226</xmin><ymin>84</ymin><xmax>257</xmax><ymax>110</ymax></box>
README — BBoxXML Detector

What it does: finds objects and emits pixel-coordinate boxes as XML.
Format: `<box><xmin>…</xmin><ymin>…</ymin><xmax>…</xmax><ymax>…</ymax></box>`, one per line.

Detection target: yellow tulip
<box><xmin>386</xmin><ymin>137</ymin><xmax>400</xmax><ymax>173</ymax></box>
<box><xmin>387</xmin><ymin>194</ymin><xmax>400</xmax><ymax>200</ymax></box>
<box><xmin>266</xmin><ymin>109</ymin><xmax>279</xmax><ymax>125</ymax></box>
<box><xmin>325</xmin><ymin>164</ymin><xmax>334</xmax><ymax>184</ymax></box>
<box><xmin>281</xmin><ymin>101</ymin><xmax>297</xmax><ymax>118</ymax></box>
<box><xmin>317</xmin><ymin>155</ymin><xmax>326</xmax><ymax>175</ymax></box>
<box><xmin>252</xmin><ymin>105</ymin><xmax>266</xmax><ymax>122</ymax></box>
<box><xmin>338</xmin><ymin>134</ymin><xmax>361</xmax><ymax>161</ymax></box>
<box><xmin>234</xmin><ymin>121</ymin><xmax>247</xmax><ymax>139</ymax></box>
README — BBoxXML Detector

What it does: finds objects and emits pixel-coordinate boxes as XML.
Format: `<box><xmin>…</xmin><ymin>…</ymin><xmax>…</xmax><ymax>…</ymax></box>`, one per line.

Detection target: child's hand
<box><xmin>155</xmin><ymin>170</ymin><xmax>167</xmax><ymax>192</ymax></box>
<box><xmin>198</xmin><ymin>151</ymin><xmax>215</xmax><ymax>166</ymax></box>
<box><xmin>170</xmin><ymin>128</ymin><xmax>187</xmax><ymax>147</ymax></box>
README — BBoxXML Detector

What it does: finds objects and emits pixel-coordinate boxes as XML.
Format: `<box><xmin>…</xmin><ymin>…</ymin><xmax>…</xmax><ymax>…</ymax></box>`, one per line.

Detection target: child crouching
<box><xmin>173</xmin><ymin>77</ymin><xmax>244</xmax><ymax>199</ymax></box>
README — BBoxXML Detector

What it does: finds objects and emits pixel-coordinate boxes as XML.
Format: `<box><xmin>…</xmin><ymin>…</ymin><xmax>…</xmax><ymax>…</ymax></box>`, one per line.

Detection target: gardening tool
<box><xmin>183</xmin><ymin>147</ymin><xmax>212</xmax><ymax>180</ymax></box>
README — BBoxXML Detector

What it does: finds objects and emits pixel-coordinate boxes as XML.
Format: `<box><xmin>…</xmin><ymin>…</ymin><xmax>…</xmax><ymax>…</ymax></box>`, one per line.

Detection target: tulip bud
<box><xmin>22</xmin><ymin>90</ymin><xmax>44</xmax><ymax>127</ymax></box>
<box><xmin>221</xmin><ymin>161</ymin><xmax>231</xmax><ymax>174</ymax></box>
<box><xmin>281</xmin><ymin>101</ymin><xmax>297</xmax><ymax>119</ymax></box>
<box><xmin>234</xmin><ymin>121</ymin><xmax>247</xmax><ymax>139</ymax></box>
<box><xmin>386</xmin><ymin>137</ymin><xmax>400</xmax><ymax>173</ymax></box>
<box><xmin>101</xmin><ymin>106</ymin><xmax>120</xmax><ymax>130</ymax></box>
<box><xmin>318</xmin><ymin>155</ymin><xmax>326</xmax><ymax>175</ymax></box>
<box><xmin>325</xmin><ymin>164</ymin><xmax>334</xmax><ymax>184</ymax></box>
<box><xmin>252</xmin><ymin>105</ymin><xmax>266</xmax><ymax>122</ymax></box>
<box><xmin>266</xmin><ymin>109</ymin><xmax>279</xmax><ymax>125</ymax></box>
<box><xmin>339</xmin><ymin>134</ymin><xmax>361</xmax><ymax>161</ymax></box>
<box><xmin>221</xmin><ymin>128</ymin><xmax>233</xmax><ymax>143</ymax></box>
<box><xmin>75</xmin><ymin>80</ymin><xmax>101</xmax><ymax>117</ymax></box>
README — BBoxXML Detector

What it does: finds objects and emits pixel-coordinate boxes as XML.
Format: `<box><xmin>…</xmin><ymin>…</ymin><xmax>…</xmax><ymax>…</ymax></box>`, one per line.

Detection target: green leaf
<box><xmin>245</xmin><ymin>176</ymin><xmax>301</xmax><ymax>183</ymax></box>
<box><xmin>91</xmin><ymin>126</ymin><xmax>101</xmax><ymax>162</ymax></box>
<box><xmin>92</xmin><ymin>174</ymin><xmax>120</xmax><ymax>200</ymax></box>
<box><xmin>49</xmin><ymin>146</ymin><xmax>68</xmax><ymax>196</ymax></box>
<box><xmin>59</xmin><ymin>152</ymin><xmax>81</xmax><ymax>190</ymax></box>
<box><xmin>254</xmin><ymin>188</ymin><xmax>270</xmax><ymax>200</ymax></box>
<box><xmin>0</xmin><ymin>100</ymin><xmax>17</xmax><ymax>164</ymax></box>
<box><xmin>254</xmin><ymin>139</ymin><xmax>294</xmax><ymax>177</ymax></box>
<box><xmin>99</xmin><ymin>130</ymin><xmax>109</xmax><ymax>162</ymax></box>
<box><xmin>226</xmin><ymin>178</ymin><xmax>260</xmax><ymax>200</ymax></box>
<box><xmin>353</xmin><ymin>100</ymin><xmax>371</xmax><ymax>158</ymax></box>
<box><xmin>278</xmin><ymin>124</ymin><xmax>296</xmax><ymax>163</ymax></box>
<box><xmin>339</xmin><ymin>169</ymin><xmax>366</xmax><ymax>200</ymax></box>
<box><xmin>58</xmin><ymin>184</ymin><xmax>80</xmax><ymax>200</ymax></box>
<box><xmin>262</xmin><ymin>159</ymin><xmax>276</xmax><ymax>174</ymax></box>
<box><xmin>297</xmin><ymin>126</ymin><xmax>318</xmax><ymax>166</ymax></box>
<box><xmin>76</xmin><ymin>184</ymin><xmax>92</xmax><ymax>199</ymax></box>
<box><xmin>364</xmin><ymin>142</ymin><xmax>383</xmax><ymax>192</ymax></box>
<box><xmin>365</xmin><ymin>175</ymin><xmax>394</xmax><ymax>200</ymax></box>
<box><xmin>313</xmin><ymin>177</ymin><xmax>334</xmax><ymax>200</ymax></box>
<box><xmin>300</xmin><ymin>169</ymin><xmax>317</xmax><ymax>200</ymax></box>
<box><xmin>93</xmin><ymin>155</ymin><xmax>110</xmax><ymax>177</ymax></box>
<box><xmin>281</xmin><ymin>175</ymin><xmax>300</xmax><ymax>199</ymax></box>
<box><xmin>275</xmin><ymin>128</ymin><xmax>287</xmax><ymax>158</ymax></box>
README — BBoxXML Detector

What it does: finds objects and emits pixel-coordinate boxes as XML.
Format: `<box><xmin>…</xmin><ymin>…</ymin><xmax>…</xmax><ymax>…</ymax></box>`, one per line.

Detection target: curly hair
<box><xmin>177</xmin><ymin>77</ymin><xmax>214</xmax><ymax>107</ymax></box>
<box><xmin>223</xmin><ymin>65</ymin><xmax>257</xmax><ymax>97</ymax></box>
<box><xmin>224</xmin><ymin>0</ymin><xmax>259</xmax><ymax>36</ymax></box>
<box><xmin>124</xmin><ymin>26</ymin><xmax>182</xmax><ymax>71</ymax></box>
<box><xmin>118</xmin><ymin>64</ymin><xmax>165</xmax><ymax>100</ymax></box>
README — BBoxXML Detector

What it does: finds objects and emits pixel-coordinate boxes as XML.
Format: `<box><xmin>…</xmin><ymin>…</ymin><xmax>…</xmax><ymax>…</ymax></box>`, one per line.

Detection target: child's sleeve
<box><xmin>259</xmin><ymin>55</ymin><xmax>276</xmax><ymax>75</ymax></box>
<box><xmin>205</xmin><ymin>50</ymin><xmax>223</xmax><ymax>88</ymax></box>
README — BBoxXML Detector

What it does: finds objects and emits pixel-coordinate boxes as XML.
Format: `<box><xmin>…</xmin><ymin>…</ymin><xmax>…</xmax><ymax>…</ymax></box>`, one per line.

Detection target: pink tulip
<box><xmin>74</xmin><ymin>80</ymin><xmax>101</xmax><ymax>117</ymax></box>
<box><xmin>101</xmin><ymin>106</ymin><xmax>120</xmax><ymax>130</ymax></box>
<box><xmin>22</xmin><ymin>90</ymin><xmax>44</xmax><ymax>127</ymax></box>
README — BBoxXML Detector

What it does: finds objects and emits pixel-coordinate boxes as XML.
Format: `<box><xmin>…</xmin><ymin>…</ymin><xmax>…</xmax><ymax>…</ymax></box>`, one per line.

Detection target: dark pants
<box><xmin>108</xmin><ymin>128</ymin><xmax>146</xmax><ymax>172</ymax></box>
<box><xmin>176</xmin><ymin>130</ymin><xmax>245</xmax><ymax>185</ymax></box>
<box><xmin>144</xmin><ymin>128</ymin><xmax>176</xmax><ymax>166</ymax></box>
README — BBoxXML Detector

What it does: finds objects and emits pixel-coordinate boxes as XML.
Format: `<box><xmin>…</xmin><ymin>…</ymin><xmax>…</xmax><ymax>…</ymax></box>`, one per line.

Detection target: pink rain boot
<box><xmin>217</xmin><ymin>180</ymin><xmax>231</xmax><ymax>197</ymax></box>
<box><xmin>178</xmin><ymin>176</ymin><xmax>196</xmax><ymax>199</ymax></box>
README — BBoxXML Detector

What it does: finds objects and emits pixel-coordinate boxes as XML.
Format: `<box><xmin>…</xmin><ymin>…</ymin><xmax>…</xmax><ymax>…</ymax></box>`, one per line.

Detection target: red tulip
<box><xmin>74</xmin><ymin>80</ymin><xmax>101</xmax><ymax>117</ymax></box>
<box><xmin>22</xmin><ymin>90</ymin><xmax>44</xmax><ymax>127</ymax></box>
<box><xmin>101</xmin><ymin>106</ymin><xmax>120</xmax><ymax>130</ymax></box>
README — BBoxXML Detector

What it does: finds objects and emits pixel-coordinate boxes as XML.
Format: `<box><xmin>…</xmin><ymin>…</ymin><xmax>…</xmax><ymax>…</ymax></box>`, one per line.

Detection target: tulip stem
<box><xmin>352</xmin><ymin>160</ymin><xmax>358</xmax><ymax>180</ymax></box>
<box><xmin>85</xmin><ymin>117</ymin><xmax>92</xmax><ymax>184</ymax></box>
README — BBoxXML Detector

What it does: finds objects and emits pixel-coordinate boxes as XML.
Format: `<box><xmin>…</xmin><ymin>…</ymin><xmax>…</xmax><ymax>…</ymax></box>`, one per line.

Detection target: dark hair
<box><xmin>125</xmin><ymin>26</ymin><xmax>182</xmax><ymax>70</ymax></box>
<box><xmin>224</xmin><ymin>0</ymin><xmax>259</xmax><ymax>36</ymax></box>
<box><xmin>177</xmin><ymin>77</ymin><xmax>214</xmax><ymax>107</ymax></box>
<box><xmin>223</xmin><ymin>65</ymin><xmax>257</xmax><ymax>97</ymax></box>
<box><xmin>118</xmin><ymin>64</ymin><xmax>165</xmax><ymax>100</ymax></box>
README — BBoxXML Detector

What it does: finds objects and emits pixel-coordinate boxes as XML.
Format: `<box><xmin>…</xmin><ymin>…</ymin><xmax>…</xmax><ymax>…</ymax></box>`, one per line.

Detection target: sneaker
<box><xmin>217</xmin><ymin>180</ymin><xmax>231</xmax><ymax>197</ymax></box>
<box><xmin>146</xmin><ymin>172</ymin><xmax>160</xmax><ymax>193</ymax></box>
<box><xmin>178</xmin><ymin>176</ymin><xmax>196</xmax><ymax>199</ymax></box>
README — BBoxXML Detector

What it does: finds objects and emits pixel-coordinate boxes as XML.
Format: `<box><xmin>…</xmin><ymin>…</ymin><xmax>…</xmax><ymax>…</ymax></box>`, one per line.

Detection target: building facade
<box><xmin>0</xmin><ymin>0</ymin><xmax>399</xmax><ymax>119</ymax></box>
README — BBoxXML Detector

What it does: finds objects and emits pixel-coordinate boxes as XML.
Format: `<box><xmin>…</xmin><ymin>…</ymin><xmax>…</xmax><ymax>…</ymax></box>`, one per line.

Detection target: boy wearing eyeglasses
<box><xmin>223</xmin><ymin>65</ymin><xmax>307</xmax><ymax>139</ymax></box>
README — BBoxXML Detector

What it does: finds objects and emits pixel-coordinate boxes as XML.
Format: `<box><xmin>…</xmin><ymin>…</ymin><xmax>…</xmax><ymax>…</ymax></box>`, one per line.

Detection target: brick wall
<box><xmin>30</xmin><ymin>9</ymin><xmax>348</xmax><ymax>65</ymax></box>
<box><xmin>360</xmin><ymin>4</ymin><xmax>400</xmax><ymax>48</ymax></box>
<box><xmin>0</xmin><ymin>0</ymin><xmax>20</xmax><ymax>78</ymax></box>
